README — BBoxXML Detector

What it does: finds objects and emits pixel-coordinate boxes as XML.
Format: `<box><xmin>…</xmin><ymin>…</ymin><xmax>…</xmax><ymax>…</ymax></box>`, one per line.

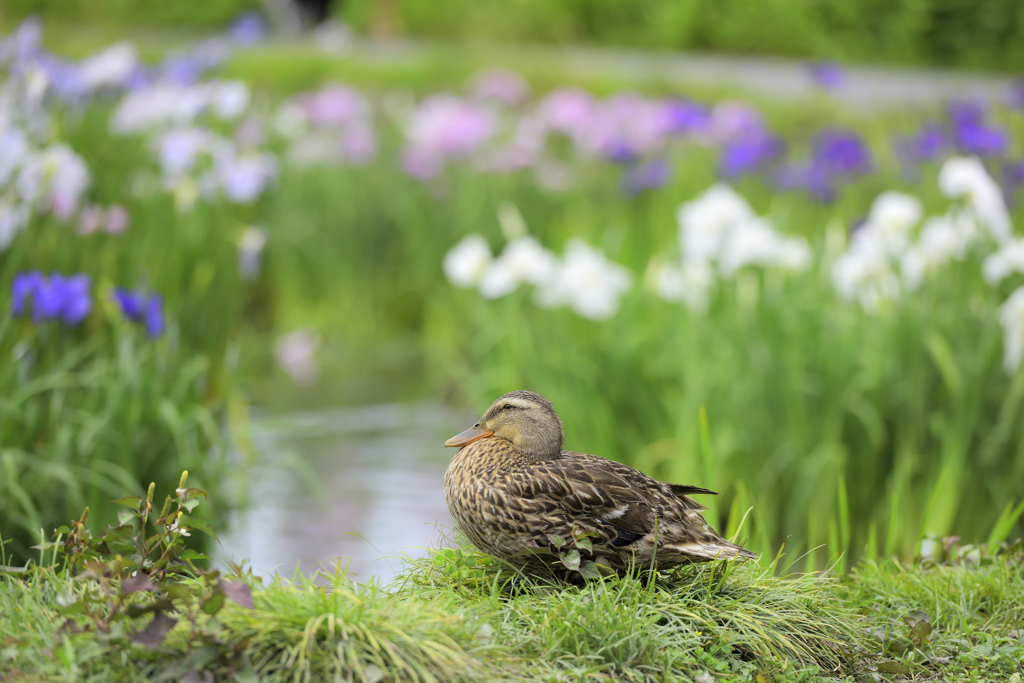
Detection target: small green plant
<box><xmin>545</xmin><ymin>526</ymin><xmax>606</xmax><ymax>580</ymax></box>
<box><xmin>36</xmin><ymin>471</ymin><xmax>257</xmax><ymax>681</ymax></box>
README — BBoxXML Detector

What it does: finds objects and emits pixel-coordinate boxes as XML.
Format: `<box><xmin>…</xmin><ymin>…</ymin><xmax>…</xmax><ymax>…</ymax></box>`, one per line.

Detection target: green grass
<box><xmin>3</xmin><ymin>542</ymin><xmax>1022</xmax><ymax>682</ymax></box>
<box><xmin>1</xmin><ymin>478</ymin><xmax>1020</xmax><ymax>682</ymax></box>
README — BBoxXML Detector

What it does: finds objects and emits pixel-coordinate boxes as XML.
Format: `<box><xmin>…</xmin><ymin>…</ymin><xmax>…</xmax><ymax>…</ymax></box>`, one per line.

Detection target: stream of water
<box><xmin>219</xmin><ymin>403</ymin><xmax>467</xmax><ymax>583</ymax></box>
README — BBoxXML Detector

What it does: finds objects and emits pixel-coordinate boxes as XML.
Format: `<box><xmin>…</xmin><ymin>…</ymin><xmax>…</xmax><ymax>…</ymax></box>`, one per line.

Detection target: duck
<box><xmin>443</xmin><ymin>390</ymin><xmax>756</xmax><ymax>578</ymax></box>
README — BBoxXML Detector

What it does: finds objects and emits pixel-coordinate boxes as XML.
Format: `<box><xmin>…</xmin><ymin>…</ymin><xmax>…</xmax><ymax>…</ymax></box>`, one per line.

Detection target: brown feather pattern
<box><xmin>444</xmin><ymin>391</ymin><xmax>757</xmax><ymax>576</ymax></box>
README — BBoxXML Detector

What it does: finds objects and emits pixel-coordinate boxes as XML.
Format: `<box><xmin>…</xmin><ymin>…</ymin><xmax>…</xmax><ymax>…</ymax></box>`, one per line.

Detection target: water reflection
<box><xmin>220</xmin><ymin>403</ymin><xmax>465</xmax><ymax>583</ymax></box>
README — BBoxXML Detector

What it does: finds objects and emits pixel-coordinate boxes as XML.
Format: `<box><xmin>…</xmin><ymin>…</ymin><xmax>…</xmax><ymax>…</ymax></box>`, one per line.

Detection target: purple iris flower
<box><xmin>663</xmin><ymin>100</ymin><xmax>712</xmax><ymax>136</ymax></box>
<box><xmin>718</xmin><ymin>133</ymin><xmax>784</xmax><ymax>178</ymax></box>
<box><xmin>145</xmin><ymin>295</ymin><xmax>165</xmax><ymax>338</ymax></box>
<box><xmin>604</xmin><ymin>140</ymin><xmax>637</xmax><ymax>164</ymax></box>
<box><xmin>954</xmin><ymin>121</ymin><xmax>1009</xmax><ymax>157</ymax></box>
<box><xmin>159</xmin><ymin>54</ymin><xmax>206</xmax><ymax>86</ymax></box>
<box><xmin>621</xmin><ymin>158</ymin><xmax>672</xmax><ymax>196</ymax></box>
<box><xmin>32</xmin><ymin>274</ymin><xmax>68</xmax><ymax>322</ymax></box>
<box><xmin>12</xmin><ymin>272</ymin><xmax>91</xmax><ymax>326</ymax></box>
<box><xmin>946</xmin><ymin>99</ymin><xmax>1008</xmax><ymax>156</ymax></box>
<box><xmin>113</xmin><ymin>289</ymin><xmax>165</xmax><ymax>338</ymax></box>
<box><xmin>159</xmin><ymin>40</ymin><xmax>227</xmax><ymax>86</ymax></box>
<box><xmin>947</xmin><ymin>99</ymin><xmax>986</xmax><ymax>126</ymax></box>
<box><xmin>35</xmin><ymin>54</ymin><xmax>86</xmax><ymax>101</ymax></box>
<box><xmin>1003</xmin><ymin>161</ymin><xmax>1024</xmax><ymax>206</ymax></box>
<box><xmin>1005</xmin><ymin>161</ymin><xmax>1024</xmax><ymax>188</ymax></box>
<box><xmin>11</xmin><ymin>271</ymin><xmax>43</xmax><ymax>317</ymax></box>
<box><xmin>811</xmin><ymin>129</ymin><xmax>873</xmax><ymax>177</ymax></box>
<box><xmin>897</xmin><ymin>123</ymin><xmax>947</xmax><ymax>163</ymax></box>
<box><xmin>8</xmin><ymin>17</ymin><xmax>42</xmax><ymax>64</ymax></box>
<box><xmin>808</xmin><ymin>61</ymin><xmax>845</xmax><ymax>91</ymax></box>
<box><xmin>113</xmin><ymin>288</ymin><xmax>145</xmax><ymax>321</ymax></box>
<box><xmin>227</xmin><ymin>13</ymin><xmax>266</xmax><ymax>45</ymax></box>
<box><xmin>123</xmin><ymin>66</ymin><xmax>152</xmax><ymax>91</ymax></box>
<box><xmin>774</xmin><ymin>163</ymin><xmax>837</xmax><ymax>203</ymax></box>
<box><xmin>1008</xmin><ymin>80</ymin><xmax>1024</xmax><ymax>110</ymax></box>
<box><xmin>60</xmin><ymin>275</ymin><xmax>92</xmax><ymax>325</ymax></box>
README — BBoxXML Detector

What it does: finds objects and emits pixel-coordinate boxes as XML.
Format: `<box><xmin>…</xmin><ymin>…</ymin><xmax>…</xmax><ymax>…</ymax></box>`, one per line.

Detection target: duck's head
<box><xmin>444</xmin><ymin>390</ymin><xmax>564</xmax><ymax>460</ymax></box>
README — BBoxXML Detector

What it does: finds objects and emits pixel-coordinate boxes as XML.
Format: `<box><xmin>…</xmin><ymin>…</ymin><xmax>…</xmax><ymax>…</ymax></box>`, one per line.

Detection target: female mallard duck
<box><xmin>444</xmin><ymin>390</ymin><xmax>756</xmax><ymax>577</ymax></box>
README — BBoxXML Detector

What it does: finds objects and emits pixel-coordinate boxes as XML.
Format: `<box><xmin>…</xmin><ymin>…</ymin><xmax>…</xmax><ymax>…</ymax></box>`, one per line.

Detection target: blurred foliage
<box><xmin>259</xmin><ymin>155</ymin><xmax>1024</xmax><ymax>568</ymax></box>
<box><xmin>0</xmin><ymin>0</ymin><xmax>259</xmax><ymax>28</ymax></box>
<box><xmin>3</xmin><ymin>17</ymin><xmax>1023</xmax><ymax>573</ymax></box>
<box><xmin>341</xmin><ymin>0</ymin><xmax>1024</xmax><ymax>71</ymax></box>
<box><xmin>6</xmin><ymin>0</ymin><xmax>1022</xmax><ymax>71</ymax></box>
<box><xmin>0</xmin><ymin>109</ymin><xmax>259</xmax><ymax>562</ymax></box>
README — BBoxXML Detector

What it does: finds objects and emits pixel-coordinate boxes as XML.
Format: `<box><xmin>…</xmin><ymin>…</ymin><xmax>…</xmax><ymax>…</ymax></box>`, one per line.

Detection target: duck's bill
<box><xmin>444</xmin><ymin>425</ymin><xmax>494</xmax><ymax>447</ymax></box>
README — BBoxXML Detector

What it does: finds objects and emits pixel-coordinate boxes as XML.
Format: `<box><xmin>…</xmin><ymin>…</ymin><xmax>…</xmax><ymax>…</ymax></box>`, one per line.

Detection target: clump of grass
<box><xmin>216</xmin><ymin>567</ymin><xmax>494</xmax><ymax>683</ymax></box>
<box><xmin>398</xmin><ymin>542</ymin><xmax>867</xmax><ymax>681</ymax></box>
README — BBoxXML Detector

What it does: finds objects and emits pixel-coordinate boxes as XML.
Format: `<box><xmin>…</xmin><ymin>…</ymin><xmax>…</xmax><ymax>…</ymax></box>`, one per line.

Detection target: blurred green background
<box><xmin>2</xmin><ymin>0</ymin><xmax>1023</xmax><ymax>576</ymax></box>
<box><xmin>5</xmin><ymin>0</ymin><xmax>1024</xmax><ymax>70</ymax></box>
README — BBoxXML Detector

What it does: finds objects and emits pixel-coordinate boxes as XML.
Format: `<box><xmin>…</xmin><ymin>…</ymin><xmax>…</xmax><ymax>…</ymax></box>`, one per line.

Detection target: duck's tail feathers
<box><xmin>664</xmin><ymin>540</ymin><xmax>758</xmax><ymax>562</ymax></box>
<box><xmin>668</xmin><ymin>484</ymin><xmax>718</xmax><ymax>497</ymax></box>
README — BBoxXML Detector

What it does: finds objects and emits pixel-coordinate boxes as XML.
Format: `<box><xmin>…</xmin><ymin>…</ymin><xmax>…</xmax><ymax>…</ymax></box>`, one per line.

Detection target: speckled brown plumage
<box><xmin>444</xmin><ymin>390</ymin><xmax>756</xmax><ymax>577</ymax></box>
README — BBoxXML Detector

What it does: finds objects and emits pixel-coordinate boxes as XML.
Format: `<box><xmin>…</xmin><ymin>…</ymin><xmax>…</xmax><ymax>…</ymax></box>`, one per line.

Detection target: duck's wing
<box><xmin>560</xmin><ymin>457</ymin><xmax>755</xmax><ymax>561</ymax></box>
<box><xmin>503</xmin><ymin>452</ymin><xmax>681</xmax><ymax>542</ymax></box>
<box><xmin>555</xmin><ymin>453</ymin><xmax>658</xmax><ymax>535</ymax></box>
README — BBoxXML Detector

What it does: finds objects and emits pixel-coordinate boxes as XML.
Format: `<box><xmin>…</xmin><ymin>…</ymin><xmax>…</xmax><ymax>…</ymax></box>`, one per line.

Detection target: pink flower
<box><xmin>78</xmin><ymin>205</ymin><xmax>105</xmax><ymax>235</ymax></box>
<box><xmin>402</xmin><ymin>146</ymin><xmax>444</xmax><ymax>180</ymax></box>
<box><xmin>300</xmin><ymin>87</ymin><xmax>370</xmax><ymax>127</ymax></box>
<box><xmin>106</xmin><ymin>205</ymin><xmax>130</xmax><ymax>234</ymax></box>
<box><xmin>406</xmin><ymin>95</ymin><xmax>495</xmax><ymax>157</ymax></box>
<box><xmin>471</xmin><ymin>69</ymin><xmax>529</xmax><ymax>106</ymax></box>
<box><xmin>538</xmin><ymin>88</ymin><xmax>595</xmax><ymax>133</ymax></box>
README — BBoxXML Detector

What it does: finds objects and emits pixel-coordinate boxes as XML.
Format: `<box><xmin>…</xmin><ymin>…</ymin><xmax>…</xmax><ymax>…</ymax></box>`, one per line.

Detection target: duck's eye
<box><xmin>503</xmin><ymin>403</ymin><xmax>514</xmax><ymax>411</ymax></box>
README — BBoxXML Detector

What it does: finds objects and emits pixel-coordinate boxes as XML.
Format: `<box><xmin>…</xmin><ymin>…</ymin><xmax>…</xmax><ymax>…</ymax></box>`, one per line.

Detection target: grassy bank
<box><xmin>3</xmin><ymin>526</ymin><xmax>1023</xmax><ymax>681</ymax></box>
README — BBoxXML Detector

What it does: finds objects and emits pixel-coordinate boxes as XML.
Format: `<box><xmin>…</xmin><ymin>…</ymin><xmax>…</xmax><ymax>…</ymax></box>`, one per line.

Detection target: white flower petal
<box><xmin>677</xmin><ymin>183</ymin><xmax>755</xmax><ymax>264</ymax></box>
<box><xmin>444</xmin><ymin>234</ymin><xmax>493</xmax><ymax>288</ymax></box>
<box><xmin>938</xmin><ymin>156</ymin><xmax>1012</xmax><ymax>244</ymax></box>
<box><xmin>998</xmin><ymin>287</ymin><xmax>1024</xmax><ymax>374</ymax></box>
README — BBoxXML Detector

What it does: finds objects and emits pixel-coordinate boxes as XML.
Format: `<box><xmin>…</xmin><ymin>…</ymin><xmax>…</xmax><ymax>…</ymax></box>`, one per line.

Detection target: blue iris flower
<box><xmin>954</xmin><ymin>122</ymin><xmax>1009</xmax><ymax>157</ymax></box>
<box><xmin>112</xmin><ymin>288</ymin><xmax>166</xmax><ymax>338</ymax></box>
<box><xmin>811</xmin><ymin>129</ymin><xmax>873</xmax><ymax>177</ymax></box>
<box><xmin>774</xmin><ymin>163</ymin><xmax>837</xmax><ymax>204</ymax></box>
<box><xmin>113</xmin><ymin>288</ymin><xmax>145</xmax><ymax>321</ymax></box>
<box><xmin>946</xmin><ymin>100</ymin><xmax>1009</xmax><ymax>158</ymax></box>
<box><xmin>719</xmin><ymin>134</ymin><xmax>784</xmax><ymax>179</ymax></box>
<box><xmin>145</xmin><ymin>295</ymin><xmax>165</xmax><ymax>339</ymax></box>
<box><xmin>60</xmin><ymin>275</ymin><xmax>93</xmax><ymax>325</ymax></box>
<box><xmin>10</xmin><ymin>271</ymin><xmax>91</xmax><ymax>326</ymax></box>
<box><xmin>663</xmin><ymin>100</ymin><xmax>712</xmax><ymax>135</ymax></box>
<box><xmin>11</xmin><ymin>271</ymin><xmax>43</xmax><ymax>317</ymax></box>
<box><xmin>621</xmin><ymin>158</ymin><xmax>672</xmax><ymax>196</ymax></box>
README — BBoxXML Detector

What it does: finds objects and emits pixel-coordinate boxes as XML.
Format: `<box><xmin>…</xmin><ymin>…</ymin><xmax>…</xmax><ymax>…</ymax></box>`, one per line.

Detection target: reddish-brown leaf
<box><xmin>131</xmin><ymin>612</ymin><xmax>178</xmax><ymax>648</ymax></box>
<box><xmin>219</xmin><ymin>580</ymin><xmax>254</xmax><ymax>610</ymax></box>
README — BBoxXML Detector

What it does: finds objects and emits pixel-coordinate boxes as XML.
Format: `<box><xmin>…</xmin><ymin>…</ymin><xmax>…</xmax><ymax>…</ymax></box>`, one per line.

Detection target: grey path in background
<box><xmin>312</xmin><ymin>28</ymin><xmax>1019</xmax><ymax>110</ymax></box>
<box><xmin>550</xmin><ymin>46</ymin><xmax>1015</xmax><ymax>110</ymax></box>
